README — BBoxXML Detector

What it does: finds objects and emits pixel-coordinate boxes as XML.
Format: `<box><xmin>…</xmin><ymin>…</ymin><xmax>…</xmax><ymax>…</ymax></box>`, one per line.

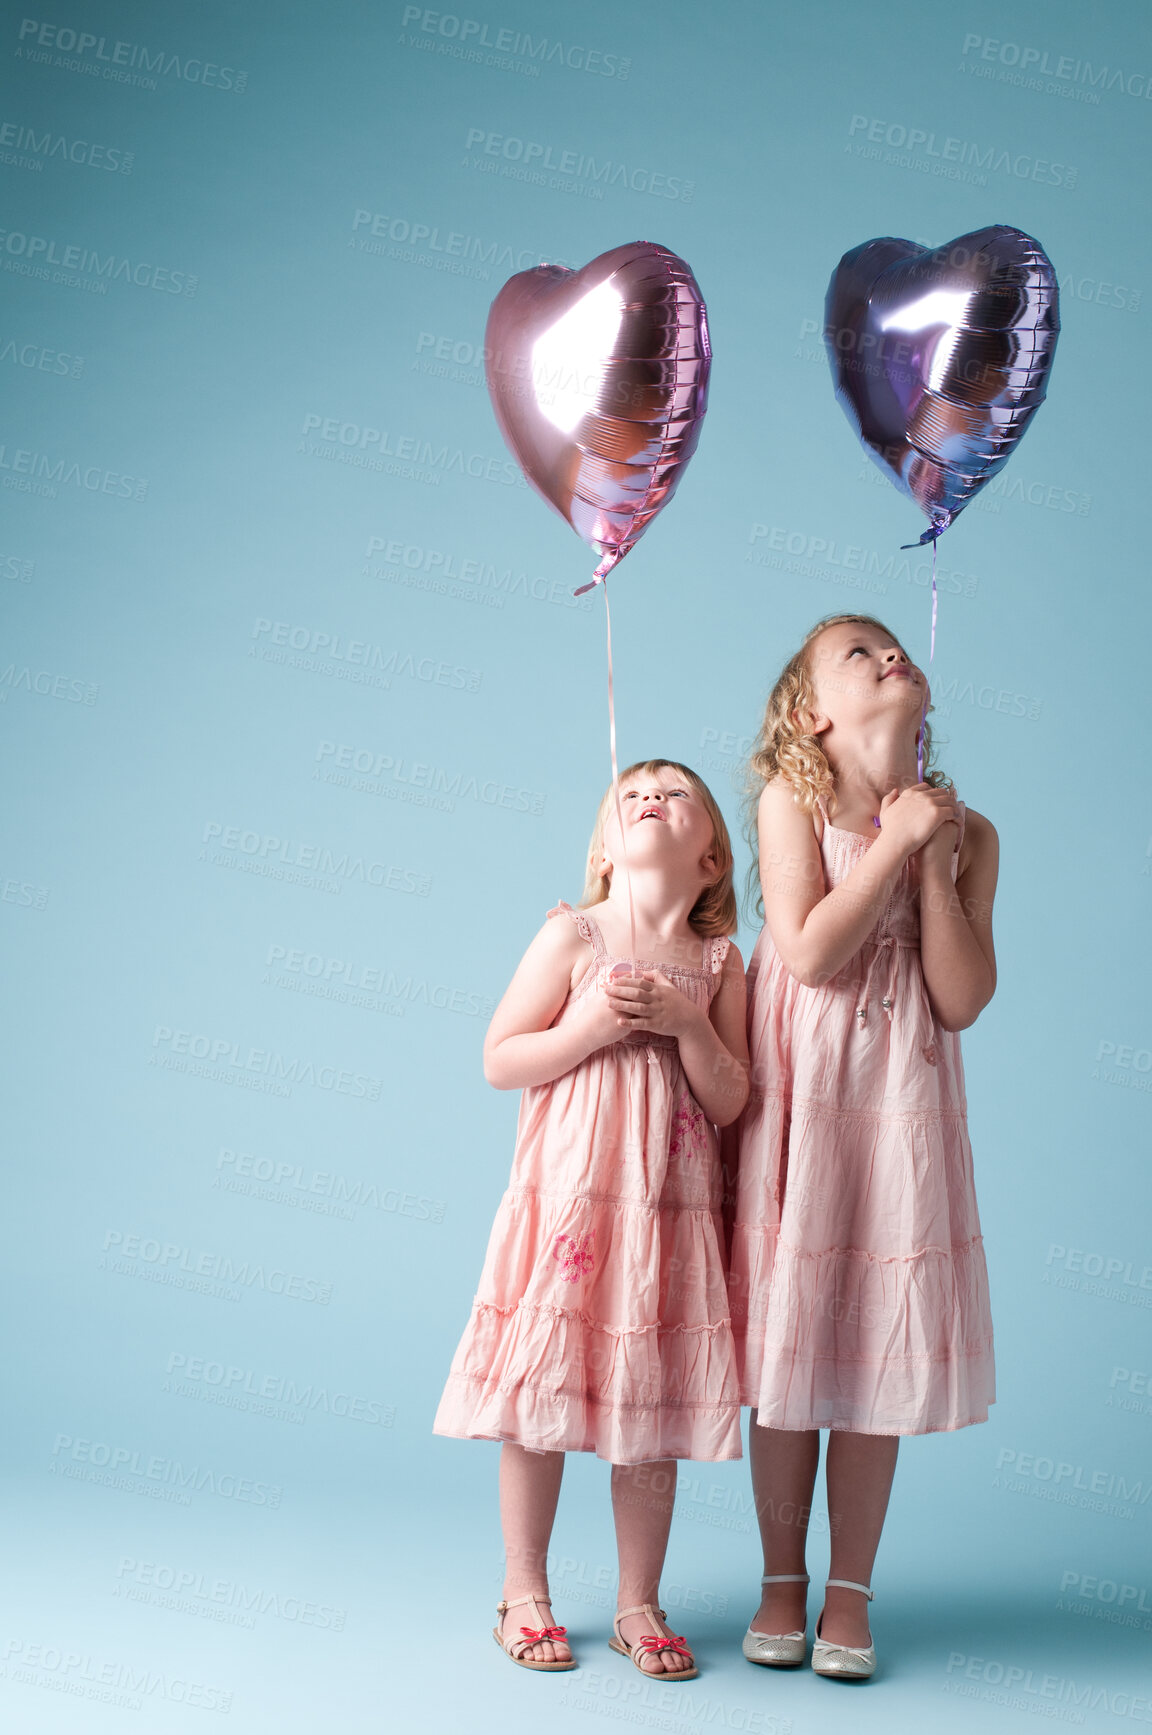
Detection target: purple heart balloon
<box><xmin>485</xmin><ymin>241</ymin><xmax>710</xmax><ymax>585</ymax></box>
<box><xmin>825</xmin><ymin>225</ymin><xmax>1060</xmax><ymax>535</ymax></box>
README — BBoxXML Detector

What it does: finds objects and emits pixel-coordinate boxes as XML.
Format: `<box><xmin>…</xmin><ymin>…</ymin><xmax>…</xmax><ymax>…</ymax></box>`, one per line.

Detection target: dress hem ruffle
<box><xmin>434</xmin><ymin>1370</ymin><xmax>743</xmax><ymax>1464</ymax></box>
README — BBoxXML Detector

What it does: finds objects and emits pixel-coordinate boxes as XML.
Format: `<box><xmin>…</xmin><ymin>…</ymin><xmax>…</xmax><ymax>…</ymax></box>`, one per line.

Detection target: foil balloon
<box><xmin>485</xmin><ymin>240</ymin><xmax>710</xmax><ymax>589</ymax></box>
<box><xmin>825</xmin><ymin>225</ymin><xmax>1059</xmax><ymax>539</ymax></box>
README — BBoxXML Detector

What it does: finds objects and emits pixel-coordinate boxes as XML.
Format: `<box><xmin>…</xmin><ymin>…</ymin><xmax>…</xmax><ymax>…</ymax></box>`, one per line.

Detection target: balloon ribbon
<box><xmin>602</xmin><ymin>578</ymin><xmax>637</xmax><ymax>970</ymax></box>
<box><xmin>904</xmin><ymin>529</ymin><xmax>939</xmax><ymax>781</ymax></box>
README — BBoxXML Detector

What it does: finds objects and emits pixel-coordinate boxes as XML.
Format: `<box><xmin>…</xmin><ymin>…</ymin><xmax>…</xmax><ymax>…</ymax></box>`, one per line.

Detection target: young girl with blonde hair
<box><xmin>436</xmin><ymin>760</ymin><xmax>749</xmax><ymax>1679</ymax></box>
<box><xmin>730</xmin><ymin>614</ymin><xmax>998</xmax><ymax>1680</ymax></box>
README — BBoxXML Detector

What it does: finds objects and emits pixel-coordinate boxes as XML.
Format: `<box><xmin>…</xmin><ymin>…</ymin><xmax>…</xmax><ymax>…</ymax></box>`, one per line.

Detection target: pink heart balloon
<box><xmin>485</xmin><ymin>241</ymin><xmax>710</xmax><ymax>588</ymax></box>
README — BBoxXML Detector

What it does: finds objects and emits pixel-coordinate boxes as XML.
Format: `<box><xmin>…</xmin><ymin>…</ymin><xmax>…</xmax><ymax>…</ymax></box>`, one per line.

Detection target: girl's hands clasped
<box><xmin>604</xmin><ymin>969</ymin><xmax>701</xmax><ymax>1040</ymax></box>
<box><xmin>876</xmin><ymin>782</ymin><xmax>960</xmax><ymax>860</ymax></box>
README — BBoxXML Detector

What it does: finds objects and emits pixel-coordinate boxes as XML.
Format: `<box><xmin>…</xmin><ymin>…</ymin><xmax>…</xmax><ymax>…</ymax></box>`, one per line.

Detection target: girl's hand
<box><xmin>916</xmin><ymin>810</ymin><xmax>961</xmax><ymax>875</ymax></box>
<box><xmin>876</xmin><ymin>783</ymin><xmax>960</xmax><ymax>858</ymax></box>
<box><xmin>604</xmin><ymin>970</ymin><xmax>703</xmax><ymax>1041</ymax></box>
<box><xmin>574</xmin><ymin>981</ymin><xmax>635</xmax><ymax>1053</ymax></box>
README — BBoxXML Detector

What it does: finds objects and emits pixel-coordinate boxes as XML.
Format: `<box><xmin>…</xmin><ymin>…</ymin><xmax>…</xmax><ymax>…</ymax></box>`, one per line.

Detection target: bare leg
<box><xmin>748</xmin><ymin>1412</ymin><xmax>820</xmax><ymax>1634</ymax></box>
<box><xmin>610</xmin><ymin>1461</ymin><xmax>693</xmax><ymax>1675</ymax></box>
<box><xmin>819</xmin><ymin>1431</ymin><xmax>899</xmax><ymax>1647</ymax></box>
<box><xmin>498</xmin><ymin>1444</ymin><xmax>570</xmax><ymax>1663</ymax></box>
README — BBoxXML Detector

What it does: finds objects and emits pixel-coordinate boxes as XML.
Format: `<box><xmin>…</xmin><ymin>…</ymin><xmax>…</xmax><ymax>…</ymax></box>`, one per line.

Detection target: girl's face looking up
<box><xmin>803</xmin><ymin>620</ymin><xmax>926</xmax><ymax>738</ymax></box>
<box><xmin>600</xmin><ymin>769</ymin><xmax>718</xmax><ymax>882</ymax></box>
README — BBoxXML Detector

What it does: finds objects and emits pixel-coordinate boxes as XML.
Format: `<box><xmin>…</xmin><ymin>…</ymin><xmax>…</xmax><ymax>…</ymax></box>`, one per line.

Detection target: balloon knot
<box><xmin>573</xmin><ymin>550</ymin><xmax>621</xmax><ymax>597</ymax></box>
<box><xmin>901</xmin><ymin>524</ymin><xmax>945</xmax><ymax>550</ymax></box>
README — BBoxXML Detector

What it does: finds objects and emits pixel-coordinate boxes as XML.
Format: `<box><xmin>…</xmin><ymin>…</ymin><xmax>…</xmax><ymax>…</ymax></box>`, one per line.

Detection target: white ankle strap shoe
<box><xmin>811</xmin><ymin>1579</ymin><xmax>876</xmax><ymax>1679</ymax></box>
<box><xmin>741</xmin><ymin>1574</ymin><xmax>809</xmax><ymax>1668</ymax></box>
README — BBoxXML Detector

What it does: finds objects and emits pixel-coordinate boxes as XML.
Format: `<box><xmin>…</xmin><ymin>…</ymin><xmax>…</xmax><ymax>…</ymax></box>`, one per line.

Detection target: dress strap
<box><xmin>707</xmin><ymin>935</ymin><xmax>731</xmax><ymax>976</ymax></box>
<box><xmin>547</xmin><ymin>900</ymin><xmax>606</xmax><ymax>957</ymax></box>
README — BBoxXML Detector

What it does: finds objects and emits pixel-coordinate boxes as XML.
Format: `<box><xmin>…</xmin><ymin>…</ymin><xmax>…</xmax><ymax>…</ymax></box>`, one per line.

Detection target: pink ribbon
<box><xmin>602</xmin><ymin>578</ymin><xmax>637</xmax><ymax>969</ymax></box>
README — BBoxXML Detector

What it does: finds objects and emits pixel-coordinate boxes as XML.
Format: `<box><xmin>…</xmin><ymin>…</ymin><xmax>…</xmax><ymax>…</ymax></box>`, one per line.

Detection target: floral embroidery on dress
<box><xmin>552</xmin><ymin>1231</ymin><xmax>595</xmax><ymax>1284</ymax></box>
<box><xmin>922</xmin><ymin>1043</ymin><xmax>938</xmax><ymax>1067</ymax></box>
<box><xmin>668</xmin><ymin>1095</ymin><xmax>707</xmax><ymax>1160</ymax></box>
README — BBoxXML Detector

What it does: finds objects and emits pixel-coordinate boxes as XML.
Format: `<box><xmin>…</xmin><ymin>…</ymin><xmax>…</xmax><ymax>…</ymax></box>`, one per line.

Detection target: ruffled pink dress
<box><xmin>729</xmin><ymin>805</ymin><xmax>995</xmax><ymax>1435</ymax></box>
<box><xmin>434</xmin><ymin>902</ymin><xmax>742</xmax><ymax>1465</ymax></box>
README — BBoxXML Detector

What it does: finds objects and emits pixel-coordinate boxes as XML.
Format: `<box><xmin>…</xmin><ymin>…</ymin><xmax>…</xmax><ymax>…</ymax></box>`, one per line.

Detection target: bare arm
<box><xmin>675</xmin><ymin>944</ymin><xmax>750</xmax><ymax>1126</ymax></box>
<box><xmin>482</xmin><ymin>916</ymin><xmax>624</xmax><ymax>1090</ymax></box>
<box><xmin>756</xmin><ymin>779</ymin><xmax>959</xmax><ymax>987</ymax></box>
<box><xmin>917</xmin><ymin>807</ymin><xmax>998</xmax><ymax>1030</ymax></box>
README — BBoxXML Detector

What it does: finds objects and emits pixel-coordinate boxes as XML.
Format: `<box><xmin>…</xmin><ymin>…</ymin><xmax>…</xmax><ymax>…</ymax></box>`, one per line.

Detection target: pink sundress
<box><xmin>729</xmin><ymin>805</ymin><xmax>995</xmax><ymax>1434</ymax></box>
<box><xmin>434</xmin><ymin>902</ymin><xmax>742</xmax><ymax>1464</ymax></box>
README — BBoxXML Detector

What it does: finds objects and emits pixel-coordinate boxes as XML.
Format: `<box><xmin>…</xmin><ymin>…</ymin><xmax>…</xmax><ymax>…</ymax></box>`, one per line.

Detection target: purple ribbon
<box><xmin>899</xmin><ymin>525</ymin><xmax>942</xmax><ymax>781</ymax></box>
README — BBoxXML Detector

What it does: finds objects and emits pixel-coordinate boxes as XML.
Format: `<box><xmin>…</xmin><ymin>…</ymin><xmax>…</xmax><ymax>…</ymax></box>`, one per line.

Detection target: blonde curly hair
<box><xmin>743</xmin><ymin>613</ymin><xmax>950</xmax><ymax>908</ymax></box>
<box><xmin>582</xmin><ymin>758</ymin><xmax>738</xmax><ymax>938</ymax></box>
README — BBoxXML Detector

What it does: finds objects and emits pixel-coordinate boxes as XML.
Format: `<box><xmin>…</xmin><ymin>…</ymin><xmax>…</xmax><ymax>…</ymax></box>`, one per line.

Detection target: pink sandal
<box><xmin>493</xmin><ymin>1593</ymin><xmax>575</xmax><ymax>1671</ymax></box>
<box><xmin>609</xmin><ymin>1604</ymin><xmax>699</xmax><ymax>1680</ymax></box>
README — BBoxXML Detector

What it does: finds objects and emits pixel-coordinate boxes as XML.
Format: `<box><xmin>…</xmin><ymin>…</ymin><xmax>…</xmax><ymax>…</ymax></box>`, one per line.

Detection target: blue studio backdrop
<box><xmin>4</xmin><ymin>2</ymin><xmax>1151</xmax><ymax>1732</ymax></box>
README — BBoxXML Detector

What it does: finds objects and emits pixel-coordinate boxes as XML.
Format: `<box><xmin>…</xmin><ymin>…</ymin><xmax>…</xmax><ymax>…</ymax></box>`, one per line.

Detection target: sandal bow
<box><xmin>637</xmin><ymin>1632</ymin><xmax>692</xmax><ymax>1659</ymax></box>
